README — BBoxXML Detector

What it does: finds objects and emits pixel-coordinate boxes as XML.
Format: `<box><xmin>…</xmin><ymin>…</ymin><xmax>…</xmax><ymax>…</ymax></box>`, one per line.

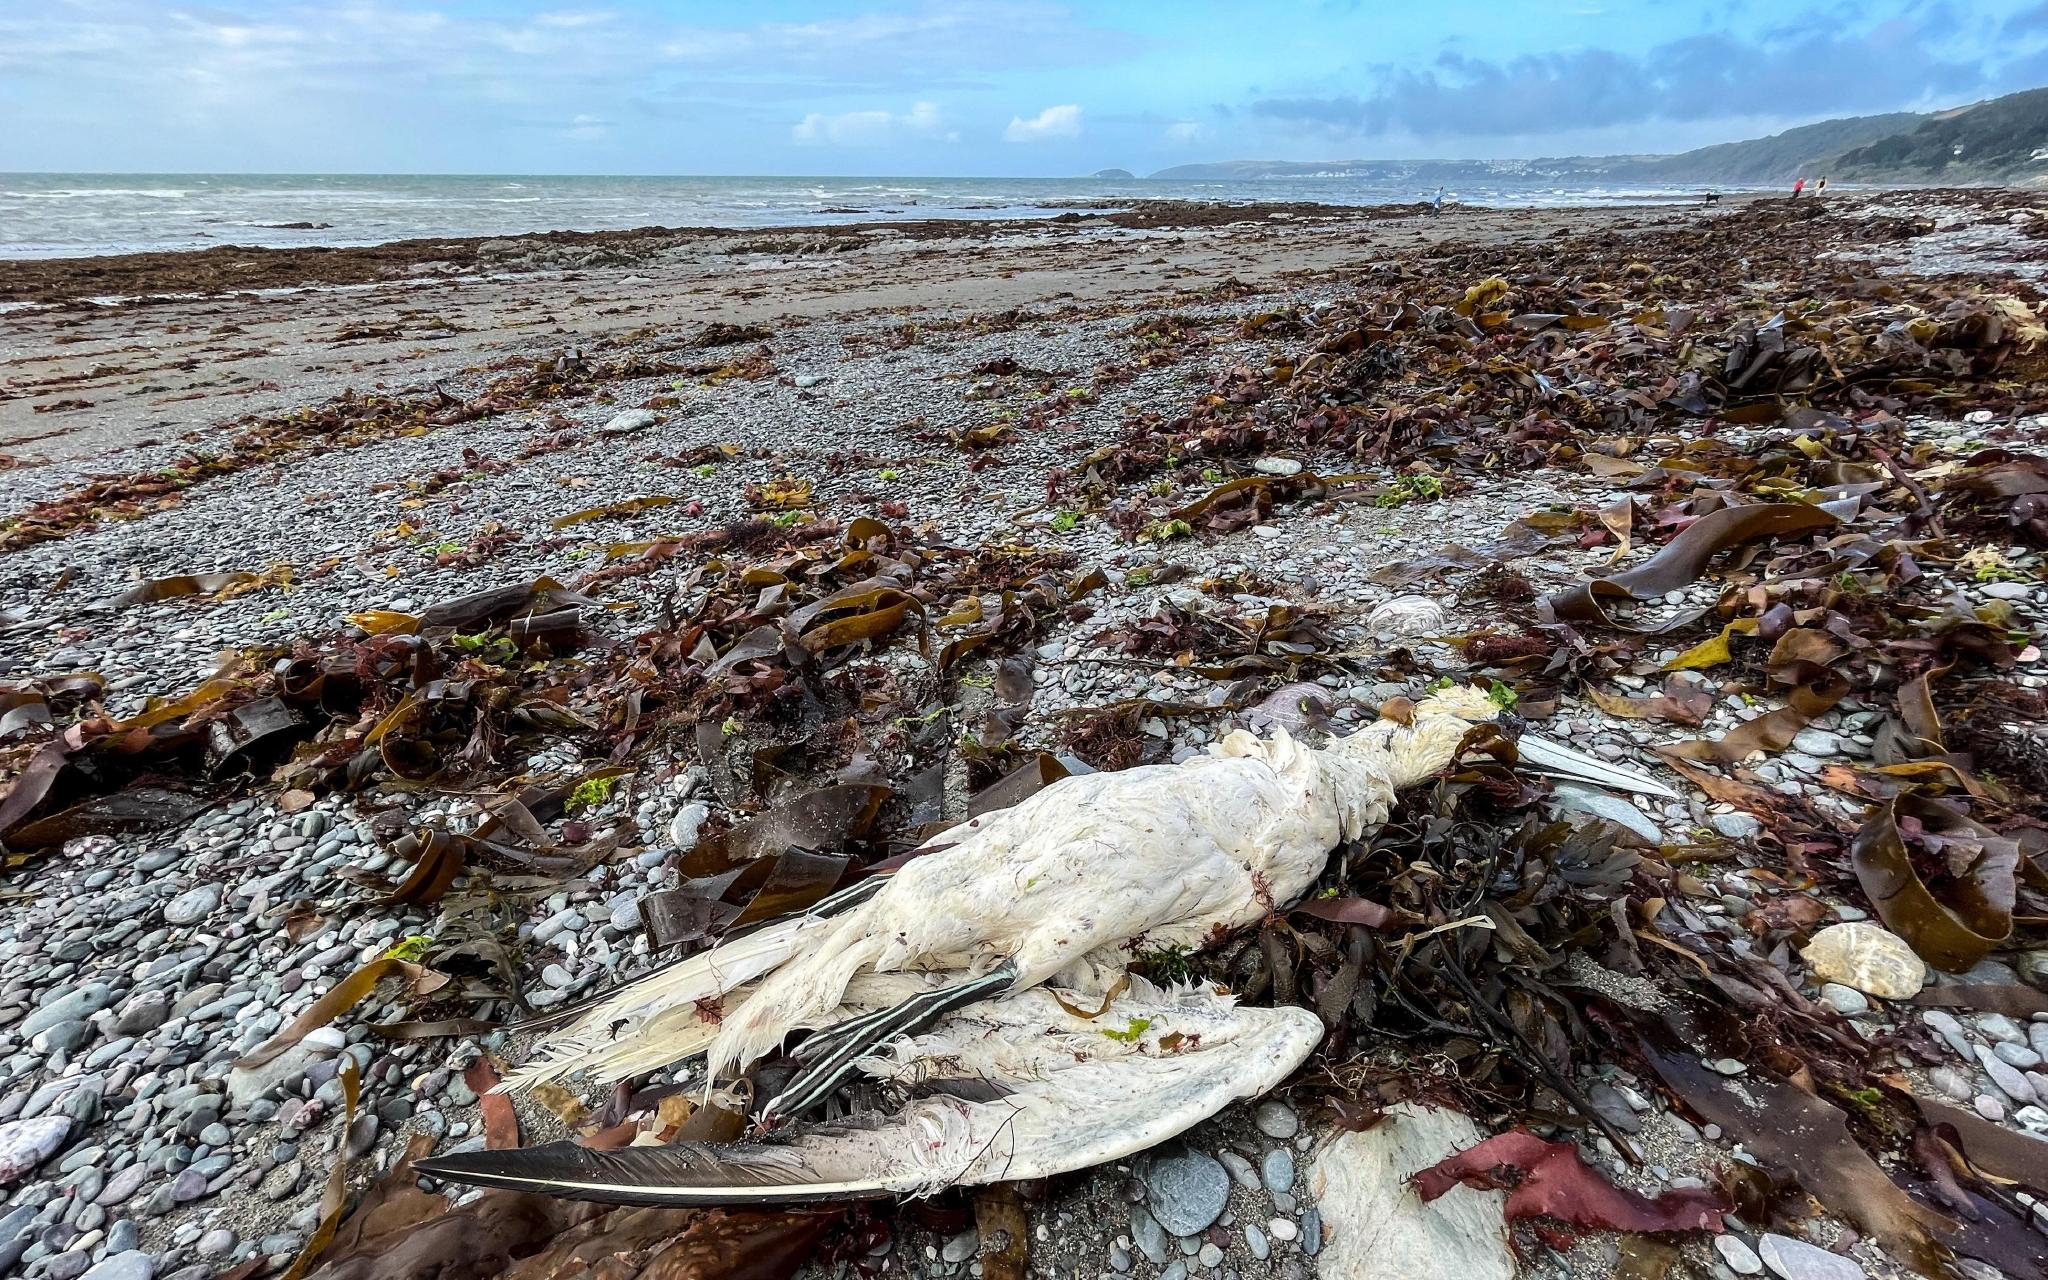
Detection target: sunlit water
<box><xmin>0</xmin><ymin>172</ymin><xmax>1755</xmax><ymax>260</ymax></box>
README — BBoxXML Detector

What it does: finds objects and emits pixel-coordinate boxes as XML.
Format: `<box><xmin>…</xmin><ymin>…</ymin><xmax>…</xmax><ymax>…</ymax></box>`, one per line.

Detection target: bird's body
<box><xmin>439</xmin><ymin>687</ymin><xmax>1675</xmax><ymax>1204</ymax></box>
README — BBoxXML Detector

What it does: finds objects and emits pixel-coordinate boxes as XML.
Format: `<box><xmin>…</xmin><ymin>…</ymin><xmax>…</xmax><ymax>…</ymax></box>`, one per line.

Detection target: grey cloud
<box><xmin>1249</xmin><ymin>18</ymin><xmax>2001</xmax><ymax>140</ymax></box>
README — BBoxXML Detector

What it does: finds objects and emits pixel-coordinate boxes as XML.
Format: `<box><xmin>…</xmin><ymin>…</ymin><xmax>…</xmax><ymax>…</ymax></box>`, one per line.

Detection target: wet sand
<box><xmin>1</xmin><ymin>199</ymin><xmax>1732</xmax><ymax>468</ymax></box>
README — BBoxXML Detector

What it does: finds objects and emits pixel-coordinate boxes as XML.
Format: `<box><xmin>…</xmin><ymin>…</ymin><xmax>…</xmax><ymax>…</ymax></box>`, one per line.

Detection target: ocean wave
<box><xmin>15</xmin><ymin>188</ymin><xmax>190</xmax><ymax>199</ymax></box>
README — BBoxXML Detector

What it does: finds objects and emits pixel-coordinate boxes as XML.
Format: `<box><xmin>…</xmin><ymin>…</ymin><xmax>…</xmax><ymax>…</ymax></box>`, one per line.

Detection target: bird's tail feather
<box><xmin>761</xmin><ymin>964</ymin><xmax>1019</xmax><ymax>1125</ymax></box>
<box><xmin>703</xmin><ymin>918</ymin><xmax>889</xmax><ymax>1084</ymax></box>
<box><xmin>504</xmin><ymin>916</ymin><xmax>821</xmax><ymax>1091</ymax></box>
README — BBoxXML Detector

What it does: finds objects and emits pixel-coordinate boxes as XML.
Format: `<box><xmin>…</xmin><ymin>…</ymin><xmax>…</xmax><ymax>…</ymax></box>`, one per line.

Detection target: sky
<box><xmin>1</xmin><ymin>0</ymin><xmax>2045</xmax><ymax>176</ymax></box>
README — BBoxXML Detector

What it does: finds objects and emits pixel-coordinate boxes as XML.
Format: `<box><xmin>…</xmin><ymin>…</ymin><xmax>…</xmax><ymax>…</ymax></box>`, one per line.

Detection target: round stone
<box><xmin>163</xmin><ymin>886</ymin><xmax>222</xmax><ymax>927</ymax></box>
<box><xmin>1144</xmin><ymin>1147</ymin><xmax>1230</xmax><ymax>1237</ymax></box>
<box><xmin>1802</xmin><ymin>923</ymin><xmax>1926</xmax><ymax>999</ymax></box>
<box><xmin>1252</xmin><ymin>1100</ymin><xmax>1299</xmax><ymax>1140</ymax></box>
<box><xmin>1818</xmin><ymin>984</ymin><xmax>1869</xmax><ymax>1017</ymax></box>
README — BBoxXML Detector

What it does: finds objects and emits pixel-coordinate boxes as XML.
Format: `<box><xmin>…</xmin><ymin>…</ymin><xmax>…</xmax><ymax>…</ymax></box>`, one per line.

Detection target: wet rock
<box><xmin>81</xmin><ymin>1252</ymin><xmax>154</xmax><ymax>1280</ymax></box>
<box><xmin>1144</xmin><ymin>1146</ymin><xmax>1229</xmax><ymax>1236</ymax></box>
<box><xmin>1586</xmin><ymin>1083</ymin><xmax>1642</xmax><ymax>1135</ymax></box>
<box><xmin>1309</xmin><ymin>1103</ymin><xmax>1513</xmax><ymax>1280</ymax></box>
<box><xmin>1818</xmin><ymin>984</ymin><xmax>1869</xmax><ymax>1017</ymax></box>
<box><xmin>1548</xmin><ymin>783</ymin><xmax>1663</xmax><ymax>844</ymax></box>
<box><xmin>1758</xmin><ymin>1233</ymin><xmax>1867</xmax><ymax>1280</ymax></box>
<box><xmin>1709</xmin><ymin>812</ymin><xmax>1764</xmax><ymax>840</ymax></box>
<box><xmin>23</xmin><ymin>984</ymin><xmax>113</xmax><ymax>1039</ymax></box>
<box><xmin>163</xmin><ymin>886</ymin><xmax>221</xmax><ymax>926</ymax></box>
<box><xmin>1801</xmin><ymin>923</ymin><xmax>1925</xmax><ymax>999</ymax></box>
<box><xmin>1261</xmin><ymin>1148</ymin><xmax>1294</xmax><ymax>1193</ymax></box>
<box><xmin>0</xmin><ymin>1116</ymin><xmax>71</xmax><ymax>1184</ymax></box>
<box><xmin>1716</xmin><ymin>1235</ymin><xmax>1764</xmax><ymax>1275</ymax></box>
<box><xmin>1252</xmin><ymin>1100</ymin><xmax>1298</xmax><ymax>1140</ymax></box>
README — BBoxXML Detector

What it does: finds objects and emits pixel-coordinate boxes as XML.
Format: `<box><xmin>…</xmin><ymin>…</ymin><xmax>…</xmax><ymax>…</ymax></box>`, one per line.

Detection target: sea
<box><xmin>0</xmin><ymin>173</ymin><xmax>1746</xmax><ymax>260</ymax></box>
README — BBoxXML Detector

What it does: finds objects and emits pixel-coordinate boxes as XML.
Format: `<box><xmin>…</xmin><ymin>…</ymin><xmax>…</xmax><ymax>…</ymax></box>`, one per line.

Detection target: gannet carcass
<box><xmin>418</xmin><ymin>686</ymin><xmax>1675</xmax><ymax>1204</ymax></box>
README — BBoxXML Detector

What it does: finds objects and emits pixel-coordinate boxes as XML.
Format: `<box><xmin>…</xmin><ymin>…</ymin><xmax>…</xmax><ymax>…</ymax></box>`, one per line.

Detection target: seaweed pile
<box><xmin>3</xmin><ymin>195</ymin><xmax>2048</xmax><ymax>1280</ymax></box>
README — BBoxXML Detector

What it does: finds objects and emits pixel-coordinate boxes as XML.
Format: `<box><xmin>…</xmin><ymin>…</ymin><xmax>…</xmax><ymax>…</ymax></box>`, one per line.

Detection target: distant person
<box><xmin>1431</xmin><ymin>186</ymin><xmax>1445</xmax><ymax>216</ymax></box>
<box><xmin>1815</xmin><ymin>176</ymin><xmax>1829</xmax><ymax>196</ymax></box>
<box><xmin>1792</xmin><ymin>177</ymin><xmax>1806</xmax><ymax>198</ymax></box>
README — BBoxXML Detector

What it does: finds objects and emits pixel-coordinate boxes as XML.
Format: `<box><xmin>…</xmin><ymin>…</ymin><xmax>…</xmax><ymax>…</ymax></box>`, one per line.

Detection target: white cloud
<box><xmin>792</xmin><ymin>100</ymin><xmax>953</xmax><ymax>146</ymax></box>
<box><xmin>1166</xmin><ymin>120</ymin><xmax>1203</xmax><ymax>144</ymax></box>
<box><xmin>1004</xmin><ymin>103</ymin><xmax>1082</xmax><ymax>142</ymax></box>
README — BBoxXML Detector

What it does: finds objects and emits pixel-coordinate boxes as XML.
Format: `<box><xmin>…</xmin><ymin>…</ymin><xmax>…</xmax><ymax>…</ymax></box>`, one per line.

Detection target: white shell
<box><xmin>1801</xmin><ymin>922</ymin><xmax>1926</xmax><ymax>999</ymax></box>
<box><xmin>1366</xmin><ymin>594</ymin><xmax>1446</xmax><ymax>637</ymax></box>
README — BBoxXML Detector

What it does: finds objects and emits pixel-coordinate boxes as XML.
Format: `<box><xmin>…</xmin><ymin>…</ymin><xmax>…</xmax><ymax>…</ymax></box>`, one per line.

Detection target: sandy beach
<box><xmin>2</xmin><ymin>188</ymin><xmax>2047</xmax><ymax>1280</ymax></box>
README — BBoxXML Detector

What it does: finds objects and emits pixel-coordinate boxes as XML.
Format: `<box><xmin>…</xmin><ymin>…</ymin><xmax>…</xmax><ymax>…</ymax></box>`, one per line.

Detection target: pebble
<box><xmin>1818</xmin><ymin>984</ymin><xmax>1869</xmax><ymax>1017</ymax></box>
<box><xmin>1144</xmin><ymin>1148</ymin><xmax>1230</xmax><ymax>1236</ymax></box>
<box><xmin>1252</xmin><ymin>1101</ymin><xmax>1299</xmax><ymax>1140</ymax></box>
<box><xmin>162</xmin><ymin>886</ymin><xmax>221</xmax><ymax>926</ymax></box>
<box><xmin>23</xmin><ymin>984</ymin><xmax>113</xmax><ymax>1039</ymax></box>
<box><xmin>600</xmin><ymin>409</ymin><xmax>657</xmax><ymax>434</ymax></box>
<box><xmin>668</xmin><ymin>803</ymin><xmax>710</xmax><ymax>852</ymax></box>
<box><xmin>1548</xmin><ymin>782</ymin><xmax>1664</xmax><ymax>843</ymax></box>
<box><xmin>1218</xmin><ymin>1151</ymin><xmax>1259</xmax><ymax>1192</ymax></box>
<box><xmin>1260</xmin><ymin>1148</ymin><xmax>1294</xmax><ymax>1194</ymax></box>
<box><xmin>80</xmin><ymin>1253</ymin><xmax>154</xmax><ymax>1280</ymax></box>
<box><xmin>1977</xmin><ymin>1013</ymin><xmax>2027</xmax><ymax>1045</ymax></box>
<box><xmin>942</xmin><ymin>1231</ymin><xmax>978</xmax><ymax>1263</ymax></box>
<box><xmin>1709</xmin><ymin>812</ymin><xmax>1763</xmax><ymax>840</ymax></box>
<box><xmin>1129</xmin><ymin>1206</ymin><xmax>1167</xmax><ymax>1266</ymax></box>
<box><xmin>1925</xmin><ymin>1064</ymin><xmax>1974</xmax><ymax>1105</ymax></box>
<box><xmin>1586</xmin><ymin>1082</ymin><xmax>1643</xmax><ymax>1134</ymax></box>
<box><xmin>1267</xmin><ymin>1217</ymin><xmax>1297</xmax><ymax>1242</ymax></box>
<box><xmin>1245</xmin><ymin>1225</ymin><xmax>1269</xmax><ymax>1261</ymax></box>
<box><xmin>0</xmin><ymin>1116</ymin><xmax>72</xmax><ymax>1184</ymax></box>
<box><xmin>1758</xmin><ymin>1233</ymin><xmax>1867</xmax><ymax>1280</ymax></box>
<box><xmin>1715</xmin><ymin>1235</ymin><xmax>1765</xmax><ymax>1275</ymax></box>
<box><xmin>1977</xmin><ymin>1044</ymin><xmax>2037</xmax><ymax>1103</ymax></box>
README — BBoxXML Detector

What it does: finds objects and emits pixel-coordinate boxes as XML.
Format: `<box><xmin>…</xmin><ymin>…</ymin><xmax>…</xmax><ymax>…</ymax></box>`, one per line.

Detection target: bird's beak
<box><xmin>1515</xmin><ymin>733</ymin><xmax>1680</xmax><ymax>799</ymax></box>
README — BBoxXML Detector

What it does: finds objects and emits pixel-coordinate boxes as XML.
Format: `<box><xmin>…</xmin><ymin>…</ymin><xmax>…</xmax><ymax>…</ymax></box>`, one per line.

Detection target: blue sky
<box><xmin>1</xmin><ymin>0</ymin><xmax>2043</xmax><ymax>175</ymax></box>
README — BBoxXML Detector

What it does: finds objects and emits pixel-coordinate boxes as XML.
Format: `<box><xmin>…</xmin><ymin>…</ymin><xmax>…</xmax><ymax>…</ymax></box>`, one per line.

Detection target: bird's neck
<box><xmin>1321</xmin><ymin>711</ymin><xmax>1480</xmax><ymax>792</ymax></box>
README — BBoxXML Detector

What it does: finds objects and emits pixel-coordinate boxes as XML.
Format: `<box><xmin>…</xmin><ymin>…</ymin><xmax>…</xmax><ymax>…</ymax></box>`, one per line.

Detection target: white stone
<box><xmin>1309</xmin><ymin>1104</ymin><xmax>1513</xmax><ymax>1280</ymax></box>
<box><xmin>1252</xmin><ymin>457</ymin><xmax>1303</xmax><ymax>476</ymax></box>
<box><xmin>668</xmin><ymin>802</ymin><xmax>710</xmax><ymax>853</ymax></box>
<box><xmin>1758</xmin><ymin>1232</ymin><xmax>1867</xmax><ymax>1280</ymax></box>
<box><xmin>1716</xmin><ymin>1235</ymin><xmax>1764</xmax><ymax>1274</ymax></box>
<box><xmin>1364</xmin><ymin>595</ymin><xmax>1446</xmax><ymax>638</ymax></box>
<box><xmin>600</xmin><ymin>409</ymin><xmax>657</xmax><ymax>435</ymax></box>
<box><xmin>1801</xmin><ymin>922</ymin><xmax>1926</xmax><ymax>999</ymax></box>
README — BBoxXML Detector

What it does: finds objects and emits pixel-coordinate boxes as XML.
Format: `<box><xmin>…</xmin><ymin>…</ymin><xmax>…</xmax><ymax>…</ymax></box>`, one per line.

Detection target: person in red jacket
<box><xmin>1792</xmin><ymin>177</ymin><xmax>1806</xmax><ymax>198</ymax></box>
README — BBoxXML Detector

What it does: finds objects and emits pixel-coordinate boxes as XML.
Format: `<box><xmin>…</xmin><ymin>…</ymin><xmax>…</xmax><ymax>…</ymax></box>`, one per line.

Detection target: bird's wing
<box><xmin>422</xmin><ymin>979</ymin><xmax>1322</xmax><ymax>1205</ymax></box>
<box><xmin>505</xmin><ymin>911</ymin><xmax>826</xmax><ymax>1091</ymax></box>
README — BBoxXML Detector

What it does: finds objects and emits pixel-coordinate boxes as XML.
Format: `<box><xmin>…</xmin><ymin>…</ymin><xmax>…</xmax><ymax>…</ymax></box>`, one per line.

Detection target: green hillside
<box><xmin>1834</xmin><ymin>87</ymin><xmax>2048</xmax><ymax>181</ymax></box>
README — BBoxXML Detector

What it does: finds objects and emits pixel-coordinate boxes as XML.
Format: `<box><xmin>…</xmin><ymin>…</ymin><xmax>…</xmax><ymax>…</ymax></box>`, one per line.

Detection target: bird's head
<box><xmin>1332</xmin><ymin>682</ymin><xmax>1676</xmax><ymax>800</ymax></box>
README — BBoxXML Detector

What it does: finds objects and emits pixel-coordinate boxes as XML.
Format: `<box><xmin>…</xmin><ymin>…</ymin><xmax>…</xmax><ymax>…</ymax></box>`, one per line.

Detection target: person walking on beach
<box><xmin>1815</xmin><ymin>177</ymin><xmax>1829</xmax><ymax>197</ymax></box>
<box><xmin>1431</xmin><ymin>186</ymin><xmax>1445</xmax><ymax>216</ymax></box>
<box><xmin>1792</xmin><ymin>177</ymin><xmax>1806</xmax><ymax>198</ymax></box>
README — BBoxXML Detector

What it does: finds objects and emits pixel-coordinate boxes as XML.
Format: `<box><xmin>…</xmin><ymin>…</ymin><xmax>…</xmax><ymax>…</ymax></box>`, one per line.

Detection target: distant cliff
<box><xmin>1834</xmin><ymin>88</ymin><xmax>2048</xmax><ymax>182</ymax></box>
<box><xmin>1149</xmin><ymin>86</ymin><xmax>2048</xmax><ymax>187</ymax></box>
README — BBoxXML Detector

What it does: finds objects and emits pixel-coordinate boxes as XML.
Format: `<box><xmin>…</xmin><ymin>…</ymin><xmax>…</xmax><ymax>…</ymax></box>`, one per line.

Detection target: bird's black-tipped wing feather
<box><xmin>415</xmin><ymin>1137</ymin><xmax>897</xmax><ymax>1206</ymax></box>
